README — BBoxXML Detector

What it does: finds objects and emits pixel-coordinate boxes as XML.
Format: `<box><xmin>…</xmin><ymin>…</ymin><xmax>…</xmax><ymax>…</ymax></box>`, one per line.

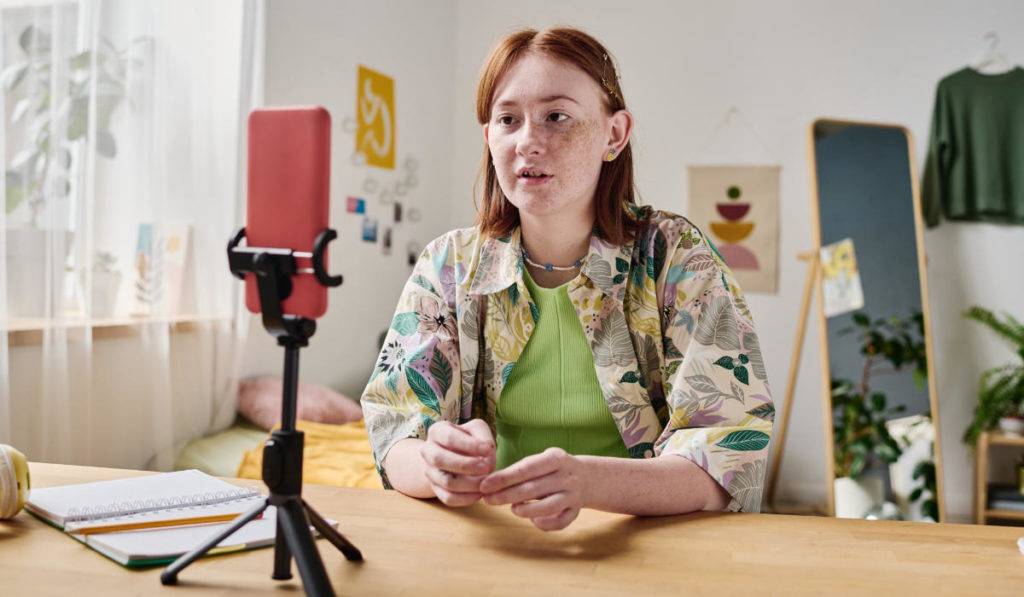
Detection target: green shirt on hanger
<box><xmin>922</xmin><ymin>66</ymin><xmax>1024</xmax><ymax>227</ymax></box>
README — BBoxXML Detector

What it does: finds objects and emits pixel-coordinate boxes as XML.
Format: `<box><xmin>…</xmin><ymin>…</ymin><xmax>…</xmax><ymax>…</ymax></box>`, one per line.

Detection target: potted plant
<box><xmin>831</xmin><ymin>311</ymin><xmax>929</xmax><ymax>518</ymax></box>
<box><xmin>3</xmin><ymin>25</ymin><xmax>141</xmax><ymax>318</ymax></box>
<box><xmin>962</xmin><ymin>306</ymin><xmax>1024</xmax><ymax>446</ymax></box>
<box><xmin>86</xmin><ymin>251</ymin><xmax>121</xmax><ymax>319</ymax></box>
<box><xmin>831</xmin><ymin>378</ymin><xmax>905</xmax><ymax>517</ymax></box>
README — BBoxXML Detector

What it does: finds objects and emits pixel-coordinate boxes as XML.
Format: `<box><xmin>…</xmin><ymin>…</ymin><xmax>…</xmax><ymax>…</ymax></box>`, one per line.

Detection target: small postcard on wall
<box><xmin>820</xmin><ymin>238</ymin><xmax>865</xmax><ymax>318</ymax></box>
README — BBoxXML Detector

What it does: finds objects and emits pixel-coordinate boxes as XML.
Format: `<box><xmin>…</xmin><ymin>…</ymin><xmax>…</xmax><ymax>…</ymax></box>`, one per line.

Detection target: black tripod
<box><xmin>161</xmin><ymin>227</ymin><xmax>362</xmax><ymax>596</ymax></box>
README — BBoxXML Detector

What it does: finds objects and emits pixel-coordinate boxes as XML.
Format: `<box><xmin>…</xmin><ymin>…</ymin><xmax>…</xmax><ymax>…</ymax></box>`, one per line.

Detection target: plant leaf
<box><xmin>685</xmin><ymin>374</ymin><xmax>719</xmax><ymax>395</ymax></box>
<box><xmin>406</xmin><ymin>367</ymin><xmax>439</xmax><ymax>414</ymax></box>
<box><xmin>747</xmin><ymin>403</ymin><xmax>775</xmax><ymax>421</ymax></box>
<box><xmin>96</xmin><ymin>130</ymin><xmax>117</xmax><ymax>158</ymax></box>
<box><xmin>429</xmin><ymin>349</ymin><xmax>452</xmax><ymax>397</ymax></box>
<box><xmin>5</xmin><ymin>171</ymin><xmax>26</xmax><ymax>214</ymax></box>
<box><xmin>1</xmin><ymin>63</ymin><xmax>29</xmax><ymax>90</ymax></box>
<box><xmin>715</xmin><ymin>430</ymin><xmax>770</xmax><ymax>452</ymax></box>
<box><xmin>411</xmin><ymin>274</ymin><xmax>437</xmax><ymax>295</ymax></box>
<box><xmin>390</xmin><ymin>312</ymin><xmax>418</xmax><ymax>335</ymax></box>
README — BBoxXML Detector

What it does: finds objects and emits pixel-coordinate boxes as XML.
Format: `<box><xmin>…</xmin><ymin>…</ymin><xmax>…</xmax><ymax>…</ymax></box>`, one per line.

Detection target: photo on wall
<box><xmin>686</xmin><ymin>165</ymin><xmax>780</xmax><ymax>293</ymax></box>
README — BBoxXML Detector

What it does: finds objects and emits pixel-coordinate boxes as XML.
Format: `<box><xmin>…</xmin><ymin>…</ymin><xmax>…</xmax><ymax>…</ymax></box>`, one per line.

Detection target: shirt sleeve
<box><xmin>656</xmin><ymin>227</ymin><xmax>774</xmax><ymax>512</ymax></box>
<box><xmin>921</xmin><ymin>80</ymin><xmax>953</xmax><ymax>228</ymax></box>
<box><xmin>360</xmin><ymin>236</ymin><xmax>462</xmax><ymax>488</ymax></box>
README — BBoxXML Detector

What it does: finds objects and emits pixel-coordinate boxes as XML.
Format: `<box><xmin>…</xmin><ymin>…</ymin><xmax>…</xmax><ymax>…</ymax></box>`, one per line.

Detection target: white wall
<box><xmin>245</xmin><ymin>0</ymin><xmax>457</xmax><ymax>398</ymax></box>
<box><xmin>259</xmin><ymin>0</ymin><xmax>1024</xmax><ymax>520</ymax></box>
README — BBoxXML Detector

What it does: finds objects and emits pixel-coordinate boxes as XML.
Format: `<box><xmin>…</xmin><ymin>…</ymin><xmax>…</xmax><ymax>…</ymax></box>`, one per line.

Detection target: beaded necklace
<box><xmin>521</xmin><ymin>247</ymin><xmax>586</xmax><ymax>272</ymax></box>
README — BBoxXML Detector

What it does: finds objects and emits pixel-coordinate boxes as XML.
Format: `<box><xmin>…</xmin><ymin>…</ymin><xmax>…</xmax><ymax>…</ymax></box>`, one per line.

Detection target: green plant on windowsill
<box><xmin>832</xmin><ymin>311</ymin><xmax>928</xmax><ymax>479</ymax></box>
<box><xmin>962</xmin><ymin>306</ymin><xmax>1024</xmax><ymax>447</ymax></box>
<box><xmin>2</xmin><ymin>24</ymin><xmax>148</xmax><ymax>226</ymax></box>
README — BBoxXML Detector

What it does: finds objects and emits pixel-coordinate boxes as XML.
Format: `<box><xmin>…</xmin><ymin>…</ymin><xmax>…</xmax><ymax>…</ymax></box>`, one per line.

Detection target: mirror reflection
<box><xmin>811</xmin><ymin>119</ymin><xmax>945</xmax><ymax>522</ymax></box>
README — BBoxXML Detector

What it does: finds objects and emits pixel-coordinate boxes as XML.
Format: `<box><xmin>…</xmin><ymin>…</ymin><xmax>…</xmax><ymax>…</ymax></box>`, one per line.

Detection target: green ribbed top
<box><xmin>495</xmin><ymin>268</ymin><xmax>630</xmax><ymax>469</ymax></box>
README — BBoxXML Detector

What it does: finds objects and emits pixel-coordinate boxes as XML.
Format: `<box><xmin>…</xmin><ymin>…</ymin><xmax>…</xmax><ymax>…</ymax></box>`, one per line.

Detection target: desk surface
<box><xmin>1</xmin><ymin>463</ymin><xmax>1022</xmax><ymax>595</ymax></box>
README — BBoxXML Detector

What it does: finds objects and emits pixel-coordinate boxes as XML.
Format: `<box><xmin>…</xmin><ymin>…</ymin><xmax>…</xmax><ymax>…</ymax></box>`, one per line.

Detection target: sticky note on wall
<box><xmin>356</xmin><ymin>65</ymin><xmax>395</xmax><ymax>170</ymax></box>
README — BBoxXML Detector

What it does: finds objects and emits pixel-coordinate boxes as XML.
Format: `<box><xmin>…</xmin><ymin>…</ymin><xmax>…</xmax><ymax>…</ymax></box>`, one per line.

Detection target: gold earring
<box><xmin>605</xmin><ymin>149</ymin><xmax>616</xmax><ymax>162</ymax></box>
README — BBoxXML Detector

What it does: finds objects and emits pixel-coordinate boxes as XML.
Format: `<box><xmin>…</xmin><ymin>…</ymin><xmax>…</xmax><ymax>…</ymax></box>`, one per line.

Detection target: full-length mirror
<box><xmin>809</xmin><ymin>119</ymin><xmax>945</xmax><ymax>522</ymax></box>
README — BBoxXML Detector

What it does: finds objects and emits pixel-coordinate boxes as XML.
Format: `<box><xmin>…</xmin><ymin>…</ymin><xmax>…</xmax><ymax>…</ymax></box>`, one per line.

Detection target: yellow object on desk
<box><xmin>237</xmin><ymin>420</ymin><xmax>383</xmax><ymax>490</ymax></box>
<box><xmin>0</xmin><ymin>444</ymin><xmax>30</xmax><ymax>519</ymax></box>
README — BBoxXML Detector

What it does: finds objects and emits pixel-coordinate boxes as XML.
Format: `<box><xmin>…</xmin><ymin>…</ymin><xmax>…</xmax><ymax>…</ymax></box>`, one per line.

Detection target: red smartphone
<box><xmin>245</xmin><ymin>106</ymin><xmax>331</xmax><ymax>319</ymax></box>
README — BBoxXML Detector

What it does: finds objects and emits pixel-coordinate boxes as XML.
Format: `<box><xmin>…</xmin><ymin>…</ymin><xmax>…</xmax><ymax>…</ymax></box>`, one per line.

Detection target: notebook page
<box><xmin>80</xmin><ymin>506</ymin><xmax>281</xmax><ymax>564</ymax></box>
<box><xmin>78</xmin><ymin>507</ymin><xmax>338</xmax><ymax>566</ymax></box>
<box><xmin>26</xmin><ymin>469</ymin><xmax>257</xmax><ymax>528</ymax></box>
<box><xmin>63</xmin><ymin>494</ymin><xmax>265</xmax><ymax>533</ymax></box>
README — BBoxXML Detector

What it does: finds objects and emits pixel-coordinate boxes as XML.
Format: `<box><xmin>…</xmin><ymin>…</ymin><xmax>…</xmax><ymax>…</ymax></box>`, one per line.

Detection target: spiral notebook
<box><xmin>26</xmin><ymin>469</ymin><xmax>264</xmax><ymax>535</ymax></box>
<box><xmin>73</xmin><ymin>505</ymin><xmax>291</xmax><ymax>568</ymax></box>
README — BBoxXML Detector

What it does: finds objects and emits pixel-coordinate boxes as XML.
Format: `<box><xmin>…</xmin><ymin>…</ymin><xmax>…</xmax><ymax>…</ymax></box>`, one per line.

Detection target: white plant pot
<box><xmin>89</xmin><ymin>270</ymin><xmax>122</xmax><ymax>319</ymax></box>
<box><xmin>887</xmin><ymin>415</ymin><xmax>935</xmax><ymax>521</ymax></box>
<box><xmin>834</xmin><ymin>475</ymin><xmax>884</xmax><ymax>519</ymax></box>
<box><xmin>4</xmin><ymin>227</ymin><xmax>73</xmax><ymax>319</ymax></box>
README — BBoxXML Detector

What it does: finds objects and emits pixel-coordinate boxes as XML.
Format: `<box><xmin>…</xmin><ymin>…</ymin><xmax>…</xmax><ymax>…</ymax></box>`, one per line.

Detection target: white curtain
<box><xmin>0</xmin><ymin>0</ymin><xmax>262</xmax><ymax>470</ymax></box>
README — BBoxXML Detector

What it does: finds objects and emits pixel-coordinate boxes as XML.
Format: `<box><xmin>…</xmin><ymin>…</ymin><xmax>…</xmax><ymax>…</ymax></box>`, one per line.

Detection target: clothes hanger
<box><xmin>970</xmin><ymin>31</ymin><xmax>1016</xmax><ymax>75</ymax></box>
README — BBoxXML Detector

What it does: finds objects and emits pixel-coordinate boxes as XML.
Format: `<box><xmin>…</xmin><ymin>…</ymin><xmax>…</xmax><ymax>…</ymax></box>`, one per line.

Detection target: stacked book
<box><xmin>987</xmin><ymin>484</ymin><xmax>1024</xmax><ymax>511</ymax></box>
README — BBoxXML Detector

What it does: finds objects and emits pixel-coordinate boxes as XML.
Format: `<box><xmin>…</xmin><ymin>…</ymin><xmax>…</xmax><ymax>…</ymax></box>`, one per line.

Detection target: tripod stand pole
<box><xmin>161</xmin><ymin>229</ymin><xmax>361</xmax><ymax>595</ymax></box>
<box><xmin>161</xmin><ymin>500</ymin><xmax>269</xmax><ymax>583</ymax></box>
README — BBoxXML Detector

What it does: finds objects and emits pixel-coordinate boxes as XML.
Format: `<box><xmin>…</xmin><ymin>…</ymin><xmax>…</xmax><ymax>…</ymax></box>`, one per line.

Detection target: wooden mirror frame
<box><xmin>807</xmin><ymin>118</ymin><xmax>947</xmax><ymax>521</ymax></box>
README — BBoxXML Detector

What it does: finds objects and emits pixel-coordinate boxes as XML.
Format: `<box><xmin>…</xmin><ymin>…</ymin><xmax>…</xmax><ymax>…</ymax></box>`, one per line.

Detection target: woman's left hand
<box><xmin>479</xmin><ymin>447</ymin><xmax>589</xmax><ymax>531</ymax></box>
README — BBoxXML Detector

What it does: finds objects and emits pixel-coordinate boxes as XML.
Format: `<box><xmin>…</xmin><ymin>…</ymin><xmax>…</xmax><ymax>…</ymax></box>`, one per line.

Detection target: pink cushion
<box><xmin>238</xmin><ymin>376</ymin><xmax>363</xmax><ymax>430</ymax></box>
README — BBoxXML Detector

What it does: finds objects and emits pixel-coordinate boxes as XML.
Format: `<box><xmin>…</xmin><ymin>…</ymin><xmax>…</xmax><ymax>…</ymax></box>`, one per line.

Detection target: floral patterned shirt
<box><xmin>360</xmin><ymin>205</ymin><xmax>774</xmax><ymax>512</ymax></box>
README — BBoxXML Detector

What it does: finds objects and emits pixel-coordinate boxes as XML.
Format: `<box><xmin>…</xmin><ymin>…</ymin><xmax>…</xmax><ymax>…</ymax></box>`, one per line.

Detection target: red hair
<box><xmin>474</xmin><ymin>27</ymin><xmax>643</xmax><ymax>245</ymax></box>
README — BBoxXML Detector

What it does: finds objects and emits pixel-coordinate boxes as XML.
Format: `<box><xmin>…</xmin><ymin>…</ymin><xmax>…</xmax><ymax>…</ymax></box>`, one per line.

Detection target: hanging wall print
<box><xmin>356</xmin><ymin>65</ymin><xmax>395</xmax><ymax>169</ymax></box>
<box><xmin>686</xmin><ymin>165</ymin><xmax>780</xmax><ymax>293</ymax></box>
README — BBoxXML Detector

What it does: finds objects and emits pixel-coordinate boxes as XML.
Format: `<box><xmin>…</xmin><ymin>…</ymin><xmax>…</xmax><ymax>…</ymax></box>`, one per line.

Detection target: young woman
<box><xmin>361</xmin><ymin>27</ymin><xmax>773</xmax><ymax>531</ymax></box>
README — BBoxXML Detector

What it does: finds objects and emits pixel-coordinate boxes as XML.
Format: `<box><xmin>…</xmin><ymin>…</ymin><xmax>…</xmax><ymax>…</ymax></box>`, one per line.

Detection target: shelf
<box><xmin>987</xmin><ymin>432</ymin><xmax>1024</xmax><ymax>448</ymax></box>
<box><xmin>3</xmin><ymin>314</ymin><xmax>234</xmax><ymax>346</ymax></box>
<box><xmin>984</xmin><ymin>508</ymin><xmax>1024</xmax><ymax>521</ymax></box>
<box><xmin>975</xmin><ymin>431</ymin><xmax>1024</xmax><ymax>525</ymax></box>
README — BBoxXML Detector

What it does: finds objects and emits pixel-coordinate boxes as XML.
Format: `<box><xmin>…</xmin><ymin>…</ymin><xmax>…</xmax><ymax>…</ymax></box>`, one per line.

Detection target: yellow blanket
<box><xmin>237</xmin><ymin>420</ymin><xmax>383</xmax><ymax>490</ymax></box>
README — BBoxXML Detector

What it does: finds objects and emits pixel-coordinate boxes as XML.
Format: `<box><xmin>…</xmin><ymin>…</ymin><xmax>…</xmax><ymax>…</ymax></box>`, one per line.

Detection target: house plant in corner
<box><xmin>962</xmin><ymin>306</ymin><xmax>1024</xmax><ymax>446</ymax></box>
<box><xmin>3</xmin><ymin>25</ymin><xmax>137</xmax><ymax>318</ymax></box>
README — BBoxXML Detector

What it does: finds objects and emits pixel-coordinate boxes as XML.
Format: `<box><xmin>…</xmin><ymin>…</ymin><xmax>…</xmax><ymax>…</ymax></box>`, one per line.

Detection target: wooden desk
<box><xmin>2</xmin><ymin>463</ymin><xmax>1023</xmax><ymax>595</ymax></box>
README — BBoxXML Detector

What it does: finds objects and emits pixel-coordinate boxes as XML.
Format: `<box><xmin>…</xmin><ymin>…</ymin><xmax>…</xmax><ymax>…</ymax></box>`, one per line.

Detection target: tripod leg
<box><xmin>161</xmin><ymin>499</ymin><xmax>269</xmax><ymax>585</ymax></box>
<box><xmin>302</xmin><ymin>500</ymin><xmax>363</xmax><ymax>562</ymax></box>
<box><xmin>277</xmin><ymin>499</ymin><xmax>334</xmax><ymax>597</ymax></box>
<box><xmin>273</xmin><ymin>515</ymin><xmax>292</xmax><ymax>580</ymax></box>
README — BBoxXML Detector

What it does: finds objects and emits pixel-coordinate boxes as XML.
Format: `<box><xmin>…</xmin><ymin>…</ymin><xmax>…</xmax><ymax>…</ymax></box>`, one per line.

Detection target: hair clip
<box><xmin>601</xmin><ymin>53</ymin><xmax>619</xmax><ymax>100</ymax></box>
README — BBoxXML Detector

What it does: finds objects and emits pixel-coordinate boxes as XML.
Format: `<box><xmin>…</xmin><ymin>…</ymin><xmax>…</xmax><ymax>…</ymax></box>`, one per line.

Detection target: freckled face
<box><xmin>485</xmin><ymin>52</ymin><xmax>613</xmax><ymax>219</ymax></box>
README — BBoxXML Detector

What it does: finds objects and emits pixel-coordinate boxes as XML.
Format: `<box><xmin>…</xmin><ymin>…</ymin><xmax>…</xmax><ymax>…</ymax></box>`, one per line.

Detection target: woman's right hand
<box><xmin>420</xmin><ymin>419</ymin><xmax>496</xmax><ymax>507</ymax></box>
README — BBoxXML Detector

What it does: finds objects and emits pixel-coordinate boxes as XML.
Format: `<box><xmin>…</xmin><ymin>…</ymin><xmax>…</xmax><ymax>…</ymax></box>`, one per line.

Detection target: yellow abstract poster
<box><xmin>687</xmin><ymin>165</ymin><xmax>780</xmax><ymax>293</ymax></box>
<box><xmin>356</xmin><ymin>65</ymin><xmax>395</xmax><ymax>169</ymax></box>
